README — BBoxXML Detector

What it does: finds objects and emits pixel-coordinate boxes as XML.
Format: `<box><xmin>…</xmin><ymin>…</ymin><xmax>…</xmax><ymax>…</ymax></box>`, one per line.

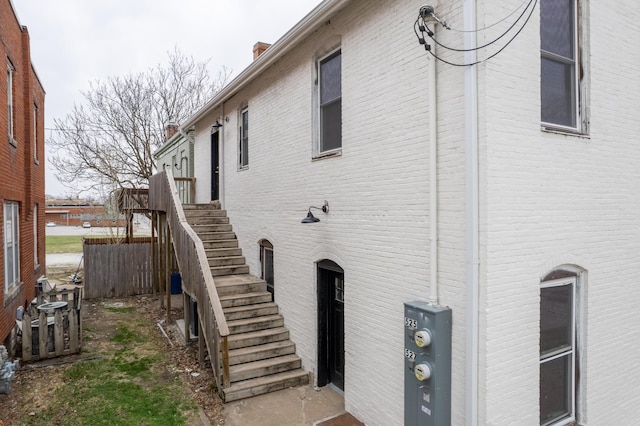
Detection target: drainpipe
<box><xmin>428</xmin><ymin>23</ymin><xmax>439</xmax><ymax>305</ymax></box>
<box><xmin>220</xmin><ymin>102</ymin><xmax>225</xmax><ymax>208</ymax></box>
<box><xmin>464</xmin><ymin>0</ymin><xmax>479</xmax><ymax>425</ymax></box>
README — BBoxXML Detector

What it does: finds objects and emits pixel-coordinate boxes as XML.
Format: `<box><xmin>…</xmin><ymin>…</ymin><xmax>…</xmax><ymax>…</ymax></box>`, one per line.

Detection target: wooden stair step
<box><xmin>205</xmin><ymin>248</ymin><xmax>242</xmax><ymax>258</ymax></box>
<box><xmin>228</xmin><ymin>314</ymin><xmax>284</xmax><ymax>334</ymax></box>
<box><xmin>224</xmin><ymin>302</ymin><xmax>278</xmax><ymax>321</ymax></box>
<box><xmin>187</xmin><ymin>216</ymin><xmax>229</xmax><ymax>225</ymax></box>
<box><xmin>222</xmin><ymin>369</ymin><xmax>309</xmax><ymax>402</ymax></box>
<box><xmin>220</xmin><ymin>291</ymin><xmax>273</xmax><ymax>308</ymax></box>
<box><xmin>211</xmin><ymin>265</ymin><xmax>250</xmax><ymax>276</ymax></box>
<box><xmin>229</xmin><ymin>354</ymin><xmax>301</xmax><ymax>383</ymax></box>
<box><xmin>183</xmin><ymin>204</ymin><xmax>223</xmax><ymax>211</ymax></box>
<box><xmin>198</xmin><ymin>231</ymin><xmax>237</xmax><ymax>241</ymax></box>
<box><xmin>227</xmin><ymin>327</ymin><xmax>290</xmax><ymax>349</ymax></box>
<box><xmin>192</xmin><ymin>224</ymin><xmax>233</xmax><ymax>233</ymax></box>
<box><xmin>209</xmin><ymin>256</ymin><xmax>246</xmax><ymax>268</ymax></box>
<box><xmin>216</xmin><ymin>277</ymin><xmax>266</xmax><ymax>297</ymax></box>
<box><xmin>201</xmin><ymin>239</ymin><xmax>239</xmax><ymax>249</ymax></box>
<box><xmin>228</xmin><ymin>340</ymin><xmax>296</xmax><ymax>366</ymax></box>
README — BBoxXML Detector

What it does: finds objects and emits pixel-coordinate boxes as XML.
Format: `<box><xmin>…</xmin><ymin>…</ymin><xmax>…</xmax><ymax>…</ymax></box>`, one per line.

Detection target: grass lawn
<box><xmin>46</xmin><ymin>235</ymin><xmax>84</xmax><ymax>253</ymax></box>
<box><xmin>15</xmin><ymin>302</ymin><xmax>199</xmax><ymax>425</ymax></box>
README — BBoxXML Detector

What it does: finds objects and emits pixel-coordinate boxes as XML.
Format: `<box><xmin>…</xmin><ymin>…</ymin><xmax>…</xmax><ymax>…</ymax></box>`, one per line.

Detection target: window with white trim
<box><xmin>239</xmin><ymin>107</ymin><xmax>249</xmax><ymax>168</ymax></box>
<box><xmin>4</xmin><ymin>201</ymin><xmax>20</xmax><ymax>293</ymax></box>
<box><xmin>540</xmin><ymin>275</ymin><xmax>577</xmax><ymax>426</ymax></box>
<box><xmin>540</xmin><ymin>0</ymin><xmax>585</xmax><ymax>132</ymax></box>
<box><xmin>7</xmin><ymin>60</ymin><xmax>15</xmax><ymax>141</ymax></box>
<box><xmin>317</xmin><ymin>49</ymin><xmax>342</xmax><ymax>154</ymax></box>
<box><xmin>34</xmin><ymin>103</ymin><xmax>39</xmax><ymax>163</ymax></box>
<box><xmin>33</xmin><ymin>204</ymin><xmax>38</xmax><ymax>267</ymax></box>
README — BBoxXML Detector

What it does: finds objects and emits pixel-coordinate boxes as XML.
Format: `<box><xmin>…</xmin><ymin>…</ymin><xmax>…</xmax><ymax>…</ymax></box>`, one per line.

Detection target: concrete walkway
<box><xmin>224</xmin><ymin>384</ymin><xmax>347</xmax><ymax>426</ymax></box>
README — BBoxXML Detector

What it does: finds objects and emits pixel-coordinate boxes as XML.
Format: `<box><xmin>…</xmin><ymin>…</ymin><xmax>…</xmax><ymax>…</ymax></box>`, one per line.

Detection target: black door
<box><xmin>211</xmin><ymin>131</ymin><xmax>220</xmax><ymax>201</ymax></box>
<box><xmin>317</xmin><ymin>261</ymin><xmax>345</xmax><ymax>391</ymax></box>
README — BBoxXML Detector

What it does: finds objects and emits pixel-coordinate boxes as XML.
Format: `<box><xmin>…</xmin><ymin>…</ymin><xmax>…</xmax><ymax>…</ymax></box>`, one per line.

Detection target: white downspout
<box><xmin>464</xmin><ymin>0</ymin><xmax>479</xmax><ymax>425</ymax></box>
<box><xmin>220</xmin><ymin>102</ymin><xmax>225</xmax><ymax>208</ymax></box>
<box><xmin>428</xmin><ymin>24</ymin><xmax>439</xmax><ymax>305</ymax></box>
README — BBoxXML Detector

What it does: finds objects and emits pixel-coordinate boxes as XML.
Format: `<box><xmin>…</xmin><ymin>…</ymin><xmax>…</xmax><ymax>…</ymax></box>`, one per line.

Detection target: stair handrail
<box><xmin>149</xmin><ymin>170</ymin><xmax>230</xmax><ymax>389</ymax></box>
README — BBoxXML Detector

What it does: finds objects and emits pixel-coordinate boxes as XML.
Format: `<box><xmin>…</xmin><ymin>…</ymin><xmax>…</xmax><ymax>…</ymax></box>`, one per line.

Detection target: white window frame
<box><xmin>7</xmin><ymin>60</ymin><xmax>15</xmax><ymax>142</ymax></box>
<box><xmin>239</xmin><ymin>107</ymin><xmax>249</xmax><ymax>169</ymax></box>
<box><xmin>33</xmin><ymin>204</ymin><xmax>38</xmax><ymax>267</ymax></box>
<box><xmin>540</xmin><ymin>0</ymin><xmax>586</xmax><ymax>134</ymax></box>
<box><xmin>33</xmin><ymin>103</ymin><xmax>39</xmax><ymax>163</ymax></box>
<box><xmin>540</xmin><ymin>276</ymin><xmax>576</xmax><ymax>426</ymax></box>
<box><xmin>4</xmin><ymin>201</ymin><xmax>20</xmax><ymax>293</ymax></box>
<box><xmin>315</xmin><ymin>48</ymin><xmax>342</xmax><ymax>157</ymax></box>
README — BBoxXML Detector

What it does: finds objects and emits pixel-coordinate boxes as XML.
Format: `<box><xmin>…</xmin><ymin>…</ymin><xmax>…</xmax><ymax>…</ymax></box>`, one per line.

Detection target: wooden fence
<box><xmin>20</xmin><ymin>288</ymin><xmax>82</xmax><ymax>361</ymax></box>
<box><xmin>83</xmin><ymin>238</ymin><xmax>153</xmax><ymax>299</ymax></box>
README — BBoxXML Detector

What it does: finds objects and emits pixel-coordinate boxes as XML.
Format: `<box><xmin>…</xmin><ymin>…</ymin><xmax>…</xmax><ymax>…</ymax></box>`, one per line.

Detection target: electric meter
<box><xmin>414</xmin><ymin>329</ymin><xmax>432</xmax><ymax>348</ymax></box>
<box><xmin>414</xmin><ymin>363</ymin><xmax>432</xmax><ymax>381</ymax></box>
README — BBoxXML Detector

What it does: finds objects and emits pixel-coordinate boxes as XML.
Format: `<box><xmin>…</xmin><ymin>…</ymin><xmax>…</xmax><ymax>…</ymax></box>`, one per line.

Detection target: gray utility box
<box><xmin>404</xmin><ymin>301</ymin><xmax>452</xmax><ymax>426</ymax></box>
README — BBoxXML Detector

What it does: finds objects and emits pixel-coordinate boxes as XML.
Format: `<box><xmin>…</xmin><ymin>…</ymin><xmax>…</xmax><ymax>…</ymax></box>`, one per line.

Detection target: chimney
<box><xmin>253</xmin><ymin>42</ymin><xmax>271</xmax><ymax>60</ymax></box>
<box><xmin>165</xmin><ymin>122</ymin><xmax>179</xmax><ymax>140</ymax></box>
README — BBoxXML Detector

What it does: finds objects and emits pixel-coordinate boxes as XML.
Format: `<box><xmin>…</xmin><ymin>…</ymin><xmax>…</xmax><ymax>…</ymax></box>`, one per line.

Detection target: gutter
<box><xmin>182</xmin><ymin>0</ymin><xmax>352</xmax><ymax>130</ymax></box>
<box><xmin>464</xmin><ymin>0</ymin><xmax>479</xmax><ymax>425</ymax></box>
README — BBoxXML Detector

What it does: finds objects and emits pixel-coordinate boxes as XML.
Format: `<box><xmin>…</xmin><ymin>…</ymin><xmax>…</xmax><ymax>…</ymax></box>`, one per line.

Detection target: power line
<box><xmin>446</xmin><ymin>0</ymin><xmax>532</xmax><ymax>33</ymax></box>
<box><xmin>414</xmin><ymin>0</ymin><xmax>538</xmax><ymax>67</ymax></box>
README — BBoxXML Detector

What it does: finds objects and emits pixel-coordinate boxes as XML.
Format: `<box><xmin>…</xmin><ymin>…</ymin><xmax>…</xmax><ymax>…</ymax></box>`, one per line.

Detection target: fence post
<box><xmin>165</xmin><ymin>217</ymin><xmax>172</xmax><ymax>322</ymax></box>
<box><xmin>22</xmin><ymin>312</ymin><xmax>32</xmax><ymax>362</ymax></box>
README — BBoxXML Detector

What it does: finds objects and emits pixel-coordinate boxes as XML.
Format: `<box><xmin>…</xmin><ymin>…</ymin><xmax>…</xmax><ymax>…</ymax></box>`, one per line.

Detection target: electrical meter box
<box><xmin>404</xmin><ymin>301</ymin><xmax>452</xmax><ymax>426</ymax></box>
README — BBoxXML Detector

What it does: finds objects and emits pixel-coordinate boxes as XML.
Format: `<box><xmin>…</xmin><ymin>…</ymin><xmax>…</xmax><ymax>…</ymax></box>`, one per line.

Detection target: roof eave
<box><xmin>182</xmin><ymin>0</ymin><xmax>351</xmax><ymax>130</ymax></box>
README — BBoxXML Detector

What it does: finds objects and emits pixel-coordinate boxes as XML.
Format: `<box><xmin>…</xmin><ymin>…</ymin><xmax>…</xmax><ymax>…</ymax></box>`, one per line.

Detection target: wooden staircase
<box><xmin>182</xmin><ymin>203</ymin><xmax>309</xmax><ymax>402</ymax></box>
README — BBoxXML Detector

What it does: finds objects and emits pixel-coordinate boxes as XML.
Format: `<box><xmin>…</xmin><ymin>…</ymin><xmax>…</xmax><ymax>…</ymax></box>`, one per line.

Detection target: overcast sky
<box><xmin>12</xmin><ymin>0</ymin><xmax>322</xmax><ymax>197</ymax></box>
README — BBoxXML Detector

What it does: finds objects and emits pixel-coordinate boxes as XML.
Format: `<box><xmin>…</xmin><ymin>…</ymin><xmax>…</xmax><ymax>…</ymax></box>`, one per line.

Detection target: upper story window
<box><xmin>34</xmin><ymin>103</ymin><xmax>39</xmax><ymax>163</ymax></box>
<box><xmin>4</xmin><ymin>201</ymin><xmax>20</xmax><ymax>293</ymax></box>
<box><xmin>239</xmin><ymin>107</ymin><xmax>249</xmax><ymax>168</ymax></box>
<box><xmin>318</xmin><ymin>49</ymin><xmax>342</xmax><ymax>154</ymax></box>
<box><xmin>540</xmin><ymin>0</ymin><xmax>585</xmax><ymax>133</ymax></box>
<box><xmin>7</xmin><ymin>60</ymin><xmax>15</xmax><ymax>141</ymax></box>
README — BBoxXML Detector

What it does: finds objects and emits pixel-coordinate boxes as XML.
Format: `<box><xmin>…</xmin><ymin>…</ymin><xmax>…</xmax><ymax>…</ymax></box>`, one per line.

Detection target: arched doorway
<box><xmin>317</xmin><ymin>259</ymin><xmax>344</xmax><ymax>391</ymax></box>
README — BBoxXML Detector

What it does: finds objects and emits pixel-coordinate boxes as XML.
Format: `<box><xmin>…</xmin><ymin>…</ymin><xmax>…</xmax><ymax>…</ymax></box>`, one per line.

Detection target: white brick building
<box><xmin>177</xmin><ymin>0</ymin><xmax>640</xmax><ymax>424</ymax></box>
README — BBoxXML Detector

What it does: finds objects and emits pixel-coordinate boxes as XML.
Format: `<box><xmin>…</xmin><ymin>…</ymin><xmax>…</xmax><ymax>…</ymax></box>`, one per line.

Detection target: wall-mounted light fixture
<box><xmin>301</xmin><ymin>200</ymin><xmax>329</xmax><ymax>223</ymax></box>
<box><xmin>212</xmin><ymin>120</ymin><xmax>223</xmax><ymax>130</ymax></box>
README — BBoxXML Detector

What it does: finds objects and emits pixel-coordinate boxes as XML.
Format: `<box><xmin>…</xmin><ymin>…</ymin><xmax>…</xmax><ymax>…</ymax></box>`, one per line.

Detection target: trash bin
<box><xmin>170</xmin><ymin>273</ymin><xmax>182</xmax><ymax>295</ymax></box>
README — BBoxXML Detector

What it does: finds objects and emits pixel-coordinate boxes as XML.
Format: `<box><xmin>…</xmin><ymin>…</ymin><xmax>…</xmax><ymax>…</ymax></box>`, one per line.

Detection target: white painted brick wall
<box><xmin>186</xmin><ymin>0</ymin><xmax>640</xmax><ymax>424</ymax></box>
<box><xmin>481</xmin><ymin>0</ymin><xmax>640</xmax><ymax>424</ymax></box>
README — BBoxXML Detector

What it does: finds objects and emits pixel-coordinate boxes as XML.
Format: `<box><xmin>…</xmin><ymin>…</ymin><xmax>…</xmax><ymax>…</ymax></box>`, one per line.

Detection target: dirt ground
<box><xmin>0</xmin><ymin>294</ymin><xmax>225</xmax><ymax>425</ymax></box>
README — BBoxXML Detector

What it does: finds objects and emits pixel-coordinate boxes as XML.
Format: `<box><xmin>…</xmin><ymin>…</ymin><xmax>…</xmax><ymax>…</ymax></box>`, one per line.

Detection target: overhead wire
<box><xmin>421</xmin><ymin>0</ymin><xmax>535</xmax><ymax>53</ymax></box>
<box><xmin>414</xmin><ymin>0</ymin><xmax>538</xmax><ymax>67</ymax></box>
<box><xmin>446</xmin><ymin>0</ymin><xmax>532</xmax><ymax>33</ymax></box>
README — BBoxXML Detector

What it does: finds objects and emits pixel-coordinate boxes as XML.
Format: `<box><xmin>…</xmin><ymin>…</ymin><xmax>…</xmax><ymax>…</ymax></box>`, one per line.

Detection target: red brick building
<box><xmin>0</xmin><ymin>0</ymin><xmax>46</xmax><ymax>350</ymax></box>
<box><xmin>45</xmin><ymin>202</ymin><xmax>126</xmax><ymax>227</ymax></box>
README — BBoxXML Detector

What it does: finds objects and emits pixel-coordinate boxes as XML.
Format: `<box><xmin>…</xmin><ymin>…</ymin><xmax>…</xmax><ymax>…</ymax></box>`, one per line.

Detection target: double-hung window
<box><xmin>4</xmin><ymin>201</ymin><xmax>20</xmax><ymax>293</ymax></box>
<box><xmin>239</xmin><ymin>107</ymin><xmax>249</xmax><ymax>168</ymax></box>
<box><xmin>7</xmin><ymin>60</ymin><xmax>15</xmax><ymax>141</ymax></box>
<box><xmin>540</xmin><ymin>276</ymin><xmax>577</xmax><ymax>426</ymax></box>
<box><xmin>318</xmin><ymin>50</ymin><xmax>342</xmax><ymax>154</ymax></box>
<box><xmin>34</xmin><ymin>103</ymin><xmax>39</xmax><ymax>163</ymax></box>
<box><xmin>33</xmin><ymin>204</ymin><xmax>39</xmax><ymax>267</ymax></box>
<box><xmin>540</xmin><ymin>0</ymin><xmax>582</xmax><ymax>131</ymax></box>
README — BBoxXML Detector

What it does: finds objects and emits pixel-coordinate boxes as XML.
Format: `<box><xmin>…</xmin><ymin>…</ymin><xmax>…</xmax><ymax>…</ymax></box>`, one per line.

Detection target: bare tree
<box><xmin>49</xmin><ymin>48</ymin><xmax>230</xmax><ymax>193</ymax></box>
